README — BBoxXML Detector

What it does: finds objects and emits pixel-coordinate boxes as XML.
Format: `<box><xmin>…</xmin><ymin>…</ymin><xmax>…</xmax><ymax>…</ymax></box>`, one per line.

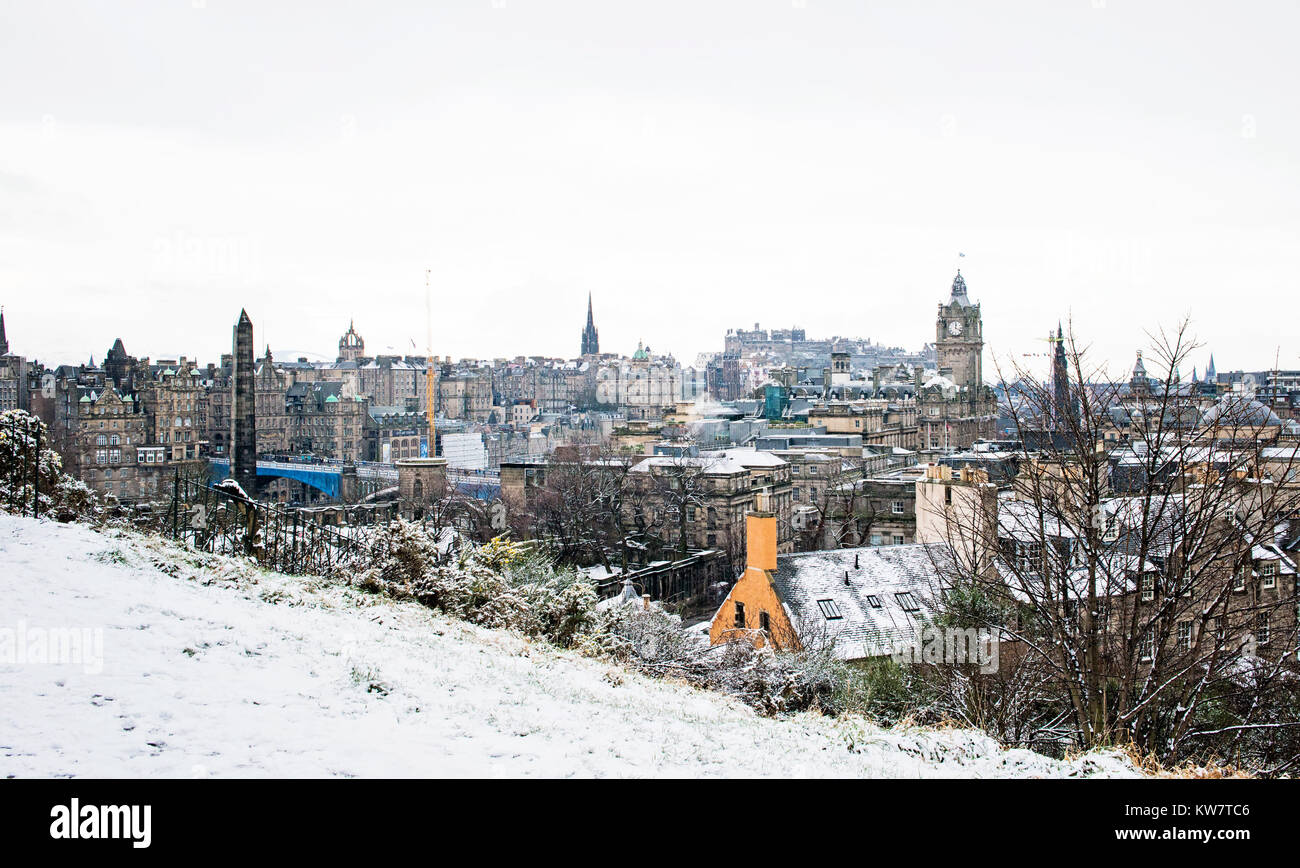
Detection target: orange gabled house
<box><xmin>710</xmin><ymin>509</ymin><xmax>951</xmax><ymax>661</ymax></box>
<box><xmin>709</xmin><ymin>511</ymin><xmax>802</xmax><ymax>651</ymax></box>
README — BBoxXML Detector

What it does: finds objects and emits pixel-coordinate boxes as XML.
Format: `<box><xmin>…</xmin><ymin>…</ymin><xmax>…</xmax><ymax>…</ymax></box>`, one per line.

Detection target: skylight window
<box><xmin>895</xmin><ymin>592</ymin><xmax>921</xmax><ymax>613</ymax></box>
<box><xmin>865</xmin><ymin>595</ymin><xmax>883</xmax><ymax>608</ymax></box>
<box><xmin>816</xmin><ymin>599</ymin><xmax>843</xmax><ymax>620</ymax></box>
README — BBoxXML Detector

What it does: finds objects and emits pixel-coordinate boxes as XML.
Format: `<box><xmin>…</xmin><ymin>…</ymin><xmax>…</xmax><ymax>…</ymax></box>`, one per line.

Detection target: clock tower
<box><xmin>935</xmin><ymin>270</ymin><xmax>983</xmax><ymax>392</ymax></box>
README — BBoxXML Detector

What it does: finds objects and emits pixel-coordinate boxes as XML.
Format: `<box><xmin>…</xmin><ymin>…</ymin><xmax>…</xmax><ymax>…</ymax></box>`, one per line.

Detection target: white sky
<box><xmin>1</xmin><ymin>1</ymin><xmax>1296</xmax><ymax>381</ymax></box>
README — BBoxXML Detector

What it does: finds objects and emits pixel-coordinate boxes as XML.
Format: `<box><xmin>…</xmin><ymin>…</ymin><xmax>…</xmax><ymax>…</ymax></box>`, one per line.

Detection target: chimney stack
<box><xmin>745</xmin><ymin>510</ymin><xmax>777</xmax><ymax>573</ymax></box>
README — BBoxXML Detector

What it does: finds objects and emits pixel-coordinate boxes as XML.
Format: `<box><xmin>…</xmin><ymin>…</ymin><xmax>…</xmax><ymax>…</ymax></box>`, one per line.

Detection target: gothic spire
<box><xmin>581</xmin><ymin>293</ymin><xmax>599</xmax><ymax>356</ymax></box>
<box><xmin>0</xmin><ymin>307</ymin><xmax>7</xmax><ymax>356</ymax></box>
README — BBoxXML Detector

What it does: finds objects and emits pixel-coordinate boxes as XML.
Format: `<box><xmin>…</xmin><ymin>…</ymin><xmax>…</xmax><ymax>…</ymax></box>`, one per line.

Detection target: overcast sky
<box><xmin>1</xmin><ymin>1</ymin><xmax>1296</xmax><ymax>381</ymax></box>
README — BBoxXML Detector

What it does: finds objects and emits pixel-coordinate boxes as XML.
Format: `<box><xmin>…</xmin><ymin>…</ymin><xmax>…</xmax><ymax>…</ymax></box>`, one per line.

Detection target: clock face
<box><xmin>947</xmin><ymin>320</ymin><xmax>964</xmax><ymax>337</ymax></box>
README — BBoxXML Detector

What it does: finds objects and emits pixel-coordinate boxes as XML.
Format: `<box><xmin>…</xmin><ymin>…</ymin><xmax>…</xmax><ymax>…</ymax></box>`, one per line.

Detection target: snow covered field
<box><xmin>0</xmin><ymin>514</ymin><xmax>1137</xmax><ymax>778</ymax></box>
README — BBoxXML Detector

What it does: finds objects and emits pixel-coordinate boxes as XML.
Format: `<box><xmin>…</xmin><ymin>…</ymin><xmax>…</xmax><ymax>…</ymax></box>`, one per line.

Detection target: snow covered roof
<box><xmin>630</xmin><ymin>455</ymin><xmax>750</xmax><ymax>475</ymax></box>
<box><xmin>998</xmin><ymin>499</ymin><xmax>1080</xmax><ymax>542</ymax></box>
<box><xmin>771</xmin><ymin>544</ymin><xmax>952</xmax><ymax>661</ymax></box>
<box><xmin>716</xmin><ymin>448</ymin><xmax>788</xmax><ymax>468</ymax></box>
<box><xmin>1201</xmin><ymin>395</ymin><xmax>1284</xmax><ymax>429</ymax></box>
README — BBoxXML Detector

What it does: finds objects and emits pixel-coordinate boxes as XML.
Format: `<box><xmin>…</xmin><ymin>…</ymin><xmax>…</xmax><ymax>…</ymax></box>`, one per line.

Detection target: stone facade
<box><xmin>230</xmin><ymin>309</ymin><xmax>257</xmax><ymax>494</ymax></box>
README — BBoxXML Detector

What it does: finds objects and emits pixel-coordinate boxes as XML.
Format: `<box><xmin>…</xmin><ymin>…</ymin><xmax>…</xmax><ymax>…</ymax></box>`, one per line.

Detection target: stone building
<box><xmin>140</xmin><ymin>359</ymin><xmax>205</xmax><ymax>462</ymax></box>
<box><xmin>75</xmin><ymin>387</ymin><xmax>161</xmax><ymax>502</ymax></box>
<box><xmin>283</xmin><ymin>382</ymin><xmax>367</xmax><ymax>461</ymax></box>
<box><xmin>0</xmin><ymin>310</ymin><xmax>30</xmax><ymax>413</ymax></box>
<box><xmin>596</xmin><ymin>343</ymin><xmax>681</xmax><ymax>420</ymax></box>
<box><xmin>436</xmin><ymin>364</ymin><xmax>494</xmax><ymax>422</ymax></box>
<box><xmin>254</xmin><ymin>348</ymin><xmax>289</xmax><ymax>454</ymax></box>
<box><xmin>917</xmin><ymin>272</ymin><xmax>998</xmax><ymax>452</ymax></box>
<box><xmin>807</xmin><ymin>400</ymin><xmax>918</xmax><ymax>448</ymax></box>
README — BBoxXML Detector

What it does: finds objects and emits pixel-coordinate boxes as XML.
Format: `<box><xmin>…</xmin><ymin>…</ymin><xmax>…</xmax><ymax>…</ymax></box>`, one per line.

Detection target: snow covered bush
<box><xmin>343</xmin><ymin>521</ymin><xmax>599</xmax><ymax>648</ymax></box>
<box><xmin>0</xmin><ymin>409</ymin><xmax>101</xmax><ymax>521</ymax></box>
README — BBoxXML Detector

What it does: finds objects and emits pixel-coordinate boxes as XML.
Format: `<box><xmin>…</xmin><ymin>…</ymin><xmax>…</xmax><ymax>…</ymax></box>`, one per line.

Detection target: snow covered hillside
<box><xmin>0</xmin><ymin>514</ymin><xmax>1138</xmax><ymax>778</ymax></box>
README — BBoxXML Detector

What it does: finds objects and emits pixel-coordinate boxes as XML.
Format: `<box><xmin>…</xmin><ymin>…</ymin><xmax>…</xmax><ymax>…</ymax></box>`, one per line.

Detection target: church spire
<box><xmin>581</xmin><ymin>293</ymin><xmax>599</xmax><ymax>356</ymax></box>
<box><xmin>0</xmin><ymin>307</ymin><xmax>7</xmax><ymax>356</ymax></box>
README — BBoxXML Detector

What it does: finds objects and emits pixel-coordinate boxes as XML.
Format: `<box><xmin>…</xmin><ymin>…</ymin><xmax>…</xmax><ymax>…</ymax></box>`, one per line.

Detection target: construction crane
<box><xmin>425</xmin><ymin>268</ymin><xmax>436</xmax><ymax>457</ymax></box>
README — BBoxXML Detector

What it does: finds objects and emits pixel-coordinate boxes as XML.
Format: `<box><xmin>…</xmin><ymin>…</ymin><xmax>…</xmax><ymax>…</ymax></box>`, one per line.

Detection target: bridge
<box><xmin>208</xmin><ymin>458</ymin><xmax>500</xmax><ymax>500</ymax></box>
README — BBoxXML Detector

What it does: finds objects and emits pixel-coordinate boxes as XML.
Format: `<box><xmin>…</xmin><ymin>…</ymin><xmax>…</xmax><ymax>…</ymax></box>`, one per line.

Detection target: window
<box><xmin>1015</xmin><ymin>540</ymin><xmax>1043</xmax><ymax>573</ymax></box>
<box><xmin>1140</xmin><ymin>575</ymin><xmax>1155</xmax><ymax>602</ymax></box>
<box><xmin>870</xmin><ymin>534</ymin><xmax>882</xmax><ymax>546</ymax></box>
<box><xmin>1176</xmin><ymin>621</ymin><xmax>1192</xmax><ymax>651</ymax></box>
<box><xmin>895</xmin><ymin>592</ymin><xmax>921</xmax><ymax>613</ymax></box>
<box><xmin>816</xmin><ymin>599</ymin><xmax>843</xmax><ymax>620</ymax></box>
<box><xmin>759</xmin><ymin>611</ymin><xmax>770</xmax><ymax>633</ymax></box>
<box><xmin>1095</xmin><ymin>601</ymin><xmax>1111</xmax><ymax>631</ymax></box>
<box><xmin>1139</xmin><ymin>628</ymin><xmax>1155</xmax><ymax>662</ymax></box>
<box><xmin>1257</xmin><ymin>612</ymin><xmax>1270</xmax><ymax>646</ymax></box>
<box><xmin>891</xmin><ymin>500</ymin><xmax>905</xmax><ymax>514</ymax></box>
<box><xmin>892</xmin><ymin>535</ymin><xmax>904</xmax><ymax>546</ymax></box>
<box><xmin>944</xmin><ymin>487</ymin><xmax>952</xmax><ymax>506</ymax></box>
<box><xmin>734</xmin><ymin>602</ymin><xmax>746</xmax><ymax>629</ymax></box>
<box><xmin>865</xmin><ymin>595</ymin><xmax>883</xmax><ymax>608</ymax></box>
<box><xmin>95</xmin><ymin>434</ymin><xmax>107</xmax><ymax>446</ymax></box>
<box><xmin>1261</xmin><ymin>561</ymin><xmax>1277</xmax><ymax>589</ymax></box>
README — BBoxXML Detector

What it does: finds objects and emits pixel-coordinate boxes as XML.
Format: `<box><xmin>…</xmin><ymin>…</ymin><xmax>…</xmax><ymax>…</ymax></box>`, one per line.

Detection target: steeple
<box><xmin>1052</xmin><ymin>323</ymin><xmax>1072</xmax><ymax>430</ymax></box>
<box><xmin>949</xmin><ymin>270</ymin><xmax>970</xmax><ymax>307</ymax></box>
<box><xmin>1206</xmin><ymin>354</ymin><xmax>1216</xmax><ymax>382</ymax></box>
<box><xmin>0</xmin><ymin>307</ymin><xmax>7</xmax><ymax>355</ymax></box>
<box><xmin>581</xmin><ymin>293</ymin><xmax>600</xmax><ymax>356</ymax></box>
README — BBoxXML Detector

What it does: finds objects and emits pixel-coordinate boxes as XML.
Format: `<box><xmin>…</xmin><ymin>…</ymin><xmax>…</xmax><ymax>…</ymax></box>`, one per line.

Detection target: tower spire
<box><xmin>581</xmin><ymin>293</ymin><xmax>600</xmax><ymax>356</ymax></box>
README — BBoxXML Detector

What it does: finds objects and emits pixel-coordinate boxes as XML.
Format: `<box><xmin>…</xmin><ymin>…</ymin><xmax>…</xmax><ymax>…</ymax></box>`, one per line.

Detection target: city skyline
<box><xmin>2</xmin><ymin>2</ymin><xmax>1296</xmax><ymax>371</ymax></box>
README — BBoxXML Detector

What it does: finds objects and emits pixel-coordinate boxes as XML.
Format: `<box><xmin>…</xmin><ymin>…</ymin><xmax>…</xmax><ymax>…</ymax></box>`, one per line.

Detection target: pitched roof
<box><xmin>770</xmin><ymin>544</ymin><xmax>951</xmax><ymax>660</ymax></box>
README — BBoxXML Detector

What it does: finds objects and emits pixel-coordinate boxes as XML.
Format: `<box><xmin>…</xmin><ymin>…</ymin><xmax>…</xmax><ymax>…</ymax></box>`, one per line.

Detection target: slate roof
<box><xmin>1201</xmin><ymin>395</ymin><xmax>1284</xmax><ymax>429</ymax></box>
<box><xmin>770</xmin><ymin>544</ymin><xmax>951</xmax><ymax>660</ymax></box>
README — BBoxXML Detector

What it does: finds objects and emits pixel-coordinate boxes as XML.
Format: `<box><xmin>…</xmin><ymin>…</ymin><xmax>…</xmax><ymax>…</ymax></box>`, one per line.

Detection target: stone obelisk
<box><xmin>231</xmin><ymin>309</ymin><xmax>257</xmax><ymax>496</ymax></box>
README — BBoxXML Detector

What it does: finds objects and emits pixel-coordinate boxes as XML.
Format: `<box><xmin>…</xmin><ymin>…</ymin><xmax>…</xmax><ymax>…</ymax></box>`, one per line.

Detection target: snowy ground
<box><xmin>0</xmin><ymin>514</ymin><xmax>1137</xmax><ymax>778</ymax></box>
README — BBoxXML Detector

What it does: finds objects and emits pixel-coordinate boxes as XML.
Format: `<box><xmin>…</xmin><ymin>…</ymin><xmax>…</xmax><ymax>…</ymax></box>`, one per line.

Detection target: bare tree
<box><xmin>922</xmin><ymin>318</ymin><xmax>1300</xmax><ymax>771</ymax></box>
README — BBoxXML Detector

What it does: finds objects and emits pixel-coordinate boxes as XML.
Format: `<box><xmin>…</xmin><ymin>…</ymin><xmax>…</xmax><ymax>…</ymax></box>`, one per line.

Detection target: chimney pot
<box><xmin>641</xmin><ymin>594</ymin><xmax>651</xmax><ymax>611</ymax></box>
